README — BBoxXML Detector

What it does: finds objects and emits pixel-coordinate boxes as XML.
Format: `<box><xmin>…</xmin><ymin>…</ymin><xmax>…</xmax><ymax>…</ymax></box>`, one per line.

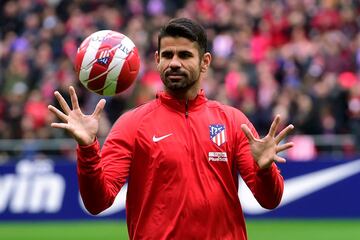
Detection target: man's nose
<box><xmin>169</xmin><ymin>56</ymin><xmax>181</xmax><ymax>68</ymax></box>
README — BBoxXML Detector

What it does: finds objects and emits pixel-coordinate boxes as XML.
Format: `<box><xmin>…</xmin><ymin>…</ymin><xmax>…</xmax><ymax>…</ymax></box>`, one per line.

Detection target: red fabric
<box><xmin>262</xmin><ymin>9</ymin><xmax>290</xmax><ymax>47</ymax></box>
<box><xmin>196</xmin><ymin>0</ymin><xmax>216</xmax><ymax>20</ymax></box>
<box><xmin>77</xmin><ymin>90</ymin><xmax>284</xmax><ymax>239</ymax></box>
<box><xmin>338</xmin><ymin>72</ymin><xmax>357</xmax><ymax>89</ymax></box>
<box><xmin>250</xmin><ymin>34</ymin><xmax>271</xmax><ymax>63</ymax></box>
<box><xmin>311</xmin><ymin>9</ymin><xmax>341</xmax><ymax>31</ymax></box>
<box><xmin>24</xmin><ymin>100</ymin><xmax>48</xmax><ymax>128</ymax></box>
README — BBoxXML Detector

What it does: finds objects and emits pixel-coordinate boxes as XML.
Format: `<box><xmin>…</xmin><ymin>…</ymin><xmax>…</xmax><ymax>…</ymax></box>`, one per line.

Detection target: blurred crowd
<box><xmin>1</xmin><ymin>0</ymin><xmax>360</xmax><ymax>160</ymax></box>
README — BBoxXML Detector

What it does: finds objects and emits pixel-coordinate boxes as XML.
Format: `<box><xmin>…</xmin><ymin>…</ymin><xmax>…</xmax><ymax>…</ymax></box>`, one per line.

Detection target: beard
<box><xmin>161</xmin><ymin>69</ymin><xmax>200</xmax><ymax>91</ymax></box>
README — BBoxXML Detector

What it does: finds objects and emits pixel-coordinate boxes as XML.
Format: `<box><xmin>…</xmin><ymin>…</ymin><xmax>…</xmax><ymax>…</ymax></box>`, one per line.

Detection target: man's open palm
<box><xmin>48</xmin><ymin>86</ymin><xmax>106</xmax><ymax>146</ymax></box>
<box><xmin>241</xmin><ymin>115</ymin><xmax>294</xmax><ymax>169</ymax></box>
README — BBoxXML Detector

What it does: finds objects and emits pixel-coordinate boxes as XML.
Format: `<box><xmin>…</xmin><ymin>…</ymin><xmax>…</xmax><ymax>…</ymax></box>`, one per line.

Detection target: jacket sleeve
<box><xmin>77</xmin><ymin>111</ymin><xmax>136</xmax><ymax>215</ymax></box>
<box><xmin>235</xmin><ymin>114</ymin><xmax>284</xmax><ymax>209</ymax></box>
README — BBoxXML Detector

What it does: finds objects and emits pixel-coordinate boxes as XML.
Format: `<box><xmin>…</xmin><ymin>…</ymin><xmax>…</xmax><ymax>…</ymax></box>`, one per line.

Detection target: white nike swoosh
<box><xmin>152</xmin><ymin>133</ymin><xmax>173</xmax><ymax>143</ymax></box>
<box><xmin>239</xmin><ymin>158</ymin><xmax>360</xmax><ymax>215</ymax></box>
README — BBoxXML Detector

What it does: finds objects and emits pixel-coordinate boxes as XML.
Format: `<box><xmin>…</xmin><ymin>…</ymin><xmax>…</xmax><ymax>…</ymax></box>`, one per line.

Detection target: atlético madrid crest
<box><xmin>209</xmin><ymin>124</ymin><xmax>226</xmax><ymax>146</ymax></box>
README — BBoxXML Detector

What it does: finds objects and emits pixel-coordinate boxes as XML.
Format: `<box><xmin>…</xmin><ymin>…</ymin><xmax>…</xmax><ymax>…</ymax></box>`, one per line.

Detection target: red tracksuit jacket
<box><xmin>77</xmin><ymin>90</ymin><xmax>284</xmax><ymax>240</ymax></box>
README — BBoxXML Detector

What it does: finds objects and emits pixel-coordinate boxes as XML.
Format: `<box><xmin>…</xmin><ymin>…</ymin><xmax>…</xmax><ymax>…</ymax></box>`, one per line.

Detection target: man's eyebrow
<box><xmin>161</xmin><ymin>49</ymin><xmax>173</xmax><ymax>53</ymax></box>
<box><xmin>179</xmin><ymin>50</ymin><xmax>193</xmax><ymax>54</ymax></box>
<box><xmin>161</xmin><ymin>49</ymin><xmax>193</xmax><ymax>53</ymax></box>
<box><xmin>160</xmin><ymin>49</ymin><xmax>195</xmax><ymax>57</ymax></box>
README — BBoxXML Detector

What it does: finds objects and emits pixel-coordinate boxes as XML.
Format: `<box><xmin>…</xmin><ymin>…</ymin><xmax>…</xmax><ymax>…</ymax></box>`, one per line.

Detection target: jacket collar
<box><xmin>156</xmin><ymin>89</ymin><xmax>208</xmax><ymax>113</ymax></box>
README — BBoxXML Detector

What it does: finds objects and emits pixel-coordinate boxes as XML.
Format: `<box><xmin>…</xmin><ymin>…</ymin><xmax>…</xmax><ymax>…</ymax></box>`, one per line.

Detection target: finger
<box><xmin>69</xmin><ymin>86</ymin><xmax>80</xmax><ymax>110</ymax></box>
<box><xmin>268</xmin><ymin>114</ymin><xmax>281</xmax><ymax>137</ymax></box>
<box><xmin>48</xmin><ymin>105</ymin><xmax>68</xmax><ymax>122</ymax></box>
<box><xmin>54</xmin><ymin>91</ymin><xmax>71</xmax><ymax>114</ymax></box>
<box><xmin>275</xmin><ymin>124</ymin><xmax>294</xmax><ymax>144</ymax></box>
<box><xmin>241</xmin><ymin>124</ymin><xmax>256</xmax><ymax>142</ymax></box>
<box><xmin>276</xmin><ymin>142</ymin><xmax>294</xmax><ymax>153</ymax></box>
<box><xmin>50</xmin><ymin>122</ymin><xmax>70</xmax><ymax>130</ymax></box>
<box><xmin>92</xmin><ymin>99</ymin><xmax>106</xmax><ymax>119</ymax></box>
<box><xmin>273</xmin><ymin>155</ymin><xmax>287</xmax><ymax>163</ymax></box>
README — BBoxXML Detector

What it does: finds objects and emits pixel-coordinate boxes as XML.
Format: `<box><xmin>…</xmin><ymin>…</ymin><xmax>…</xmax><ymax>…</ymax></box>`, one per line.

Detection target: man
<box><xmin>48</xmin><ymin>18</ymin><xmax>294</xmax><ymax>240</ymax></box>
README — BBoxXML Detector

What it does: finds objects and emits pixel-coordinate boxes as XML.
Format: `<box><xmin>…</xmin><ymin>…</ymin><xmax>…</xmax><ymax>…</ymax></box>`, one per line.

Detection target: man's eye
<box><xmin>179</xmin><ymin>52</ymin><xmax>192</xmax><ymax>58</ymax></box>
<box><xmin>161</xmin><ymin>52</ymin><xmax>173</xmax><ymax>58</ymax></box>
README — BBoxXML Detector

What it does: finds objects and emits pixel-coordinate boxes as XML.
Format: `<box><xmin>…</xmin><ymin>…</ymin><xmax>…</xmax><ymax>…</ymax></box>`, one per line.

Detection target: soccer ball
<box><xmin>74</xmin><ymin>30</ymin><xmax>140</xmax><ymax>96</ymax></box>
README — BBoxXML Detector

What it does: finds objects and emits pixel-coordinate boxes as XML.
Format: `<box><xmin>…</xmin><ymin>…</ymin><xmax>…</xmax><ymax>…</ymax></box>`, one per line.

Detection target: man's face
<box><xmin>155</xmin><ymin>37</ymin><xmax>204</xmax><ymax>92</ymax></box>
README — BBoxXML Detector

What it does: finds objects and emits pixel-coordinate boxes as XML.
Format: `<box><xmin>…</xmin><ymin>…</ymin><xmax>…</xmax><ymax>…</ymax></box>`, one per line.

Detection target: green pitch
<box><xmin>1</xmin><ymin>219</ymin><xmax>359</xmax><ymax>240</ymax></box>
<box><xmin>246</xmin><ymin>219</ymin><xmax>360</xmax><ymax>240</ymax></box>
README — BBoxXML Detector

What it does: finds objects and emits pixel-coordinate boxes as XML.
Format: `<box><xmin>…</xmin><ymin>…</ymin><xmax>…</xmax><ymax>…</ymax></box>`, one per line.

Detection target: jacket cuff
<box><xmin>255</xmin><ymin>162</ymin><xmax>277</xmax><ymax>176</ymax></box>
<box><xmin>77</xmin><ymin>138</ymin><xmax>101</xmax><ymax>161</ymax></box>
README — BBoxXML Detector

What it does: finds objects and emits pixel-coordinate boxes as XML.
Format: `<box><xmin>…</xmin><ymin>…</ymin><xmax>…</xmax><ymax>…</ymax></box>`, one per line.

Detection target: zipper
<box><xmin>185</xmin><ymin>99</ymin><xmax>189</xmax><ymax>118</ymax></box>
<box><xmin>184</xmin><ymin>99</ymin><xmax>194</xmax><ymax>162</ymax></box>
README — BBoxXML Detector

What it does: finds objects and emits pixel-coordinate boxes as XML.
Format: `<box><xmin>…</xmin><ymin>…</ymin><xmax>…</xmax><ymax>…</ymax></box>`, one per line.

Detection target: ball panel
<box><xmin>99</xmin><ymin>35</ymin><xmax>136</xmax><ymax>96</ymax></box>
<box><xmin>127</xmin><ymin>47</ymin><xmax>140</xmax><ymax>74</ymax></box>
<box><xmin>100</xmin><ymin>31</ymin><xmax>126</xmax><ymax>52</ymax></box>
<box><xmin>75</xmin><ymin>46</ymin><xmax>87</xmax><ymax>75</ymax></box>
<box><xmin>86</xmin><ymin>46</ymin><xmax>113</xmax><ymax>94</ymax></box>
<box><xmin>102</xmin><ymin>46</ymin><xmax>127</xmax><ymax>94</ymax></box>
<box><xmin>102</xmin><ymin>81</ymin><xmax>117</xmax><ymax>96</ymax></box>
<box><xmin>116</xmin><ymin>48</ymin><xmax>140</xmax><ymax>93</ymax></box>
<box><xmin>79</xmin><ymin>38</ymin><xmax>105</xmax><ymax>84</ymax></box>
<box><xmin>115</xmin><ymin>35</ymin><xmax>135</xmax><ymax>59</ymax></box>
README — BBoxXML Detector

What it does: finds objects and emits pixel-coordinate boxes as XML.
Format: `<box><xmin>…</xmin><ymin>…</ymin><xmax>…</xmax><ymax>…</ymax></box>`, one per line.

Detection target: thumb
<box><xmin>241</xmin><ymin>124</ymin><xmax>256</xmax><ymax>143</ymax></box>
<box><xmin>92</xmin><ymin>99</ymin><xmax>106</xmax><ymax>119</ymax></box>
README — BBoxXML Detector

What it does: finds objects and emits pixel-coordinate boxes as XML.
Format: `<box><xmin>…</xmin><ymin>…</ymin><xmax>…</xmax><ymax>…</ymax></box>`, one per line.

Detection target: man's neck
<box><xmin>165</xmin><ymin>87</ymin><xmax>199</xmax><ymax>100</ymax></box>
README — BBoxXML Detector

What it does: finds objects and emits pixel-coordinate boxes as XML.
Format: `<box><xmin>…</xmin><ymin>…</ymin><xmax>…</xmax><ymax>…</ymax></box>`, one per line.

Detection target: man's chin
<box><xmin>166</xmin><ymin>84</ymin><xmax>187</xmax><ymax>91</ymax></box>
<box><xmin>164</xmin><ymin>81</ymin><xmax>187</xmax><ymax>90</ymax></box>
<box><xmin>162</xmin><ymin>77</ymin><xmax>196</xmax><ymax>91</ymax></box>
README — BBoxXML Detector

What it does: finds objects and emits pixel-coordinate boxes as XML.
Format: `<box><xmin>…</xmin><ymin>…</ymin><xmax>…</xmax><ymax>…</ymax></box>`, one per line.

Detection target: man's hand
<box><xmin>241</xmin><ymin>115</ymin><xmax>294</xmax><ymax>169</ymax></box>
<box><xmin>48</xmin><ymin>86</ymin><xmax>106</xmax><ymax>146</ymax></box>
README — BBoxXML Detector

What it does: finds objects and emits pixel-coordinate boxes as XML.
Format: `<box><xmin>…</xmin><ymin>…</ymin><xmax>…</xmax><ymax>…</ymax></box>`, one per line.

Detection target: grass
<box><xmin>0</xmin><ymin>219</ymin><xmax>359</xmax><ymax>240</ymax></box>
<box><xmin>246</xmin><ymin>219</ymin><xmax>360</xmax><ymax>240</ymax></box>
<box><xmin>0</xmin><ymin>221</ymin><xmax>128</xmax><ymax>240</ymax></box>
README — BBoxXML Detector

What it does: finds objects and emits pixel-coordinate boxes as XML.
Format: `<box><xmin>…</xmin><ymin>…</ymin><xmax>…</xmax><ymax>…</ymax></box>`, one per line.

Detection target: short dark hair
<box><xmin>157</xmin><ymin>18</ymin><xmax>208</xmax><ymax>55</ymax></box>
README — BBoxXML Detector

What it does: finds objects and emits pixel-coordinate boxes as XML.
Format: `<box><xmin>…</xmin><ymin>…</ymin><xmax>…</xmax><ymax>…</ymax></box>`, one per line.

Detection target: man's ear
<box><xmin>155</xmin><ymin>51</ymin><xmax>160</xmax><ymax>64</ymax></box>
<box><xmin>201</xmin><ymin>52</ymin><xmax>212</xmax><ymax>73</ymax></box>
